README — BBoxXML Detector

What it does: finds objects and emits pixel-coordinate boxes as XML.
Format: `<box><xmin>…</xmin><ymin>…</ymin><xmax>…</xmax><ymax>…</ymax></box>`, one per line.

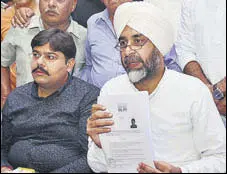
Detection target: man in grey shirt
<box><xmin>1</xmin><ymin>28</ymin><xmax>99</xmax><ymax>173</ymax></box>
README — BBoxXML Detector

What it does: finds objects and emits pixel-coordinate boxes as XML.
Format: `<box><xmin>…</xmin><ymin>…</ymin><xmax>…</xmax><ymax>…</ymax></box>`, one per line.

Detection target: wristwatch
<box><xmin>213</xmin><ymin>84</ymin><xmax>225</xmax><ymax>100</ymax></box>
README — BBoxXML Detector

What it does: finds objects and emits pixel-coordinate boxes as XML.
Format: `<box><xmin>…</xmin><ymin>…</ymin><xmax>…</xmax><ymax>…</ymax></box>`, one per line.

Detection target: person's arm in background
<box><xmin>11</xmin><ymin>7</ymin><xmax>34</xmax><ymax>28</ymax></box>
<box><xmin>175</xmin><ymin>0</ymin><xmax>211</xmax><ymax>85</ymax></box>
<box><xmin>80</xmin><ymin>33</ymin><xmax>93</xmax><ymax>84</ymax></box>
<box><xmin>175</xmin><ymin>0</ymin><xmax>226</xmax><ymax>116</ymax></box>
<box><xmin>1</xmin><ymin>67</ymin><xmax>11</xmax><ymax>109</ymax></box>
<box><xmin>175</xmin><ymin>0</ymin><xmax>214</xmax><ymax>90</ymax></box>
<box><xmin>1</xmin><ymin>5</ymin><xmax>15</xmax><ymax>42</ymax></box>
<box><xmin>214</xmin><ymin>77</ymin><xmax>226</xmax><ymax>116</ymax></box>
<box><xmin>1</xmin><ymin>26</ymin><xmax>18</xmax><ymax>109</ymax></box>
<box><xmin>50</xmin><ymin>89</ymin><xmax>100</xmax><ymax>173</ymax></box>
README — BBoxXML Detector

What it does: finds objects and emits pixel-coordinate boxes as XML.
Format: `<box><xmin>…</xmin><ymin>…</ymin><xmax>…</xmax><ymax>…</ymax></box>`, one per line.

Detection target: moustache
<box><xmin>44</xmin><ymin>8</ymin><xmax>60</xmax><ymax>15</ymax></box>
<box><xmin>32</xmin><ymin>65</ymin><xmax>50</xmax><ymax>76</ymax></box>
<box><xmin>124</xmin><ymin>55</ymin><xmax>144</xmax><ymax>67</ymax></box>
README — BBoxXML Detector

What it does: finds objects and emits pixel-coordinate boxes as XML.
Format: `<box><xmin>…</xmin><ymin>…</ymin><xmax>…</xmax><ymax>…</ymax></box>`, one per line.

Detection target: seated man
<box><xmin>81</xmin><ymin>0</ymin><xmax>181</xmax><ymax>88</ymax></box>
<box><xmin>1</xmin><ymin>28</ymin><xmax>100</xmax><ymax>173</ymax></box>
<box><xmin>86</xmin><ymin>2</ymin><xmax>226</xmax><ymax>173</ymax></box>
<box><xmin>1</xmin><ymin>0</ymin><xmax>86</xmax><ymax>108</ymax></box>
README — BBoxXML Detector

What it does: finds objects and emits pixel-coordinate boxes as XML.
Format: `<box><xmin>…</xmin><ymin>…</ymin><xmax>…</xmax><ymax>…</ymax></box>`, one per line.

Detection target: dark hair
<box><xmin>31</xmin><ymin>28</ymin><xmax>76</xmax><ymax>62</ymax></box>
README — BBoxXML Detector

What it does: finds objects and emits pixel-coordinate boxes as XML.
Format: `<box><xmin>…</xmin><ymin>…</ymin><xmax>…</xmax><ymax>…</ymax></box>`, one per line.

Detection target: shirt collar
<box><xmin>31</xmin><ymin>73</ymin><xmax>72</xmax><ymax>99</ymax></box>
<box><xmin>99</xmin><ymin>8</ymin><xmax>110</xmax><ymax>22</ymax></box>
<box><xmin>95</xmin><ymin>8</ymin><xmax>116</xmax><ymax>37</ymax></box>
<box><xmin>28</xmin><ymin>16</ymin><xmax>80</xmax><ymax>39</ymax></box>
<box><xmin>149</xmin><ymin>68</ymin><xmax>168</xmax><ymax>99</ymax></box>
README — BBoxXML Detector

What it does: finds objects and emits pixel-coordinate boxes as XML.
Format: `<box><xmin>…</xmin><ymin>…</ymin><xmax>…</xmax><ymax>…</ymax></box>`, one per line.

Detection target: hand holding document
<box><xmin>98</xmin><ymin>91</ymin><xmax>154</xmax><ymax>173</ymax></box>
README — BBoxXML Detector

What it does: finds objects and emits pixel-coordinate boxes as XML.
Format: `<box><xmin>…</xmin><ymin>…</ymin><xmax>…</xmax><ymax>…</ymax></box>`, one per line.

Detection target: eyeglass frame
<box><xmin>115</xmin><ymin>38</ymin><xmax>149</xmax><ymax>52</ymax></box>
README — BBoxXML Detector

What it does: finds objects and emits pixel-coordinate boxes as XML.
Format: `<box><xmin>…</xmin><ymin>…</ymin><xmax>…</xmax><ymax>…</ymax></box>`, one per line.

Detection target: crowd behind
<box><xmin>1</xmin><ymin>0</ymin><xmax>226</xmax><ymax>173</ymax></box>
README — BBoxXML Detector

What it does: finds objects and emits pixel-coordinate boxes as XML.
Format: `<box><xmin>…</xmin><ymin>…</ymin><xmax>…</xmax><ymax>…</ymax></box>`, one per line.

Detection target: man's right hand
<box><xmin>12</xmin><ymin>7</ymin><xmax>34</xmax><ymax>28</ymax></box>
<box><xmin>87</xmin><ymin>104</ymin><xmax>114</xmax><ymax>148</ymax></box>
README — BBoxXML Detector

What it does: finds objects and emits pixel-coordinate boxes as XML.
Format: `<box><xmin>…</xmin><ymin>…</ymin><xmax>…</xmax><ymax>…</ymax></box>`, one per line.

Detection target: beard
<box><xmin>124</xmin><ymin>48</ymin><xmax>161</xmax><ymax>83</ymax></box>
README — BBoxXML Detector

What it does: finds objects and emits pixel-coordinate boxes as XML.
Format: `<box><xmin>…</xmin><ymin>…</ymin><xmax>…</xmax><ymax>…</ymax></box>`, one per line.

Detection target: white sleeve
<box><xmin>180</xmin><ymin>84</ymin><xmax>226</xmax><ymax>173</ymax></box>
<box><xmin>87</xmin><ymin>137</ymin><xmax>108</xmax><ymax>173</ymax></box>
<box><xmin>1</xmin><ymin>27</ymin><xmax>17</xmax><ymax>67</ymax></box>
<box><xmin>175</xmin><ymin>0</ymin><xmax>197</xmax><ymax>70</ymax></box>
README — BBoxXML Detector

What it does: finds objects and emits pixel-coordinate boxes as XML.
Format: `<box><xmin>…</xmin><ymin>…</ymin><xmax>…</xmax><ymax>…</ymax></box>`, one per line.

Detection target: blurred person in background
<box><xmin>175</xmin><ymin>0</ymin><xmax>226</xmax><ymax>126</ymax></box>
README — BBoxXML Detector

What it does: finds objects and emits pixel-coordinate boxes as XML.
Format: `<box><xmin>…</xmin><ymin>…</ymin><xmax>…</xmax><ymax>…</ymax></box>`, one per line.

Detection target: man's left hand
<box><xmin>137</xmin><ymin>161</ymin><xmax>182</xmax><ymax>173</ymax></box>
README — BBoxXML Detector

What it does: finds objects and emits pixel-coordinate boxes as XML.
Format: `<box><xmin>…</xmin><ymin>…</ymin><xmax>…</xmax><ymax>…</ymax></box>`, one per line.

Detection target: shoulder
<box><xmin>101</xmin><ymin>74</ymin><xmax>132</xmax><ymax>95</ymax></box>
<box><xmin>6</xmin><ymin>82</ymin><xmax>33</xmax><ymax>102</ymax></box>
<box><xmin>87</xmin><ymin>10</ymin><xmax>105</xmax><ymax>27</ymax></box>
<box><xmin>70</xmin><ymin>20</ymin><xmax>87</xmax><ymax>40</ymax></box>
<box><xmin>166</xmin><ymin>70</ymin><xmax>210</xmax><ymax>95</ymax></box>
<box><xmin>71</xmin><ymin>20</ymin><xmax>87</xmax><ymax>33</ymax></box>
<box><xmin>70</xmin><ymin>77</ymin><xmax>100</xmax><ymax>96</ymax></box>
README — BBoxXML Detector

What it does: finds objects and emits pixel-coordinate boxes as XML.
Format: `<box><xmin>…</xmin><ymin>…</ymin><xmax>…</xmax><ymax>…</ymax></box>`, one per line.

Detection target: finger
<box><xmin>154</xmin><ymin>161</ymin><xmax>172</xmax><ymax>173</ymax></box>
<box><xmin>13</xmin><ymin>14</ymin><xmax>24</xmax><ymax>28</ymax></box>
<box><xmin>19</xmin><ymin>9</ymin><xmax>28</xmax><ymax>23</ymax></box>
<box><xmin>87</xmin><ymin>127</ymin><xmax>111</xmax><ymax>135</ymax></box>
<box><xmin>139</xmin><ymin>162</ymin><xmax>161</xmax><ymax>173</ymax></box>
<box><xmin>87</xmin><ymin>117</ymin><xmax>114</xmax><ymax>128</ymax></box>
<box><xmin>14</xmin><ymin>10</ymin><xmax>27</xmax><ymax>27</ymax></box>
<box><xmin>91</xmin><ymin>110</ymin><xmax>112</xmax><ymax>120</ymax></box>
<box><xmin>92</xmin><ymin>104</ymin><xmax>106</xmax><ymax>113</ymax></box>
<box><xmin>11</xmin><ymin>17</ymin><xmax>16</xmax><ymax>28</ymax></box>
<box><xmin>137</xmin><ymin>168</ymin><xmax>146</xmax><ymax>173</ymax></box>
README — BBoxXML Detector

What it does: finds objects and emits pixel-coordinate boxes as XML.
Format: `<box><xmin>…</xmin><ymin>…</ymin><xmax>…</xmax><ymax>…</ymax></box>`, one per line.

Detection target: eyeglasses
<box><xmin>115</xmin><ymin>38</ymin><xmax>149</xmax><ymax>52</ymax></box>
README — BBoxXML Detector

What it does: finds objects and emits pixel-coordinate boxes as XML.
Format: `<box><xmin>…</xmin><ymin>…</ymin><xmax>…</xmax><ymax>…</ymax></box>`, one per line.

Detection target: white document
<box><xmin>98</xmin><ymin>91</ymin><xmax>154</xmax><ymax>173</ymax></box>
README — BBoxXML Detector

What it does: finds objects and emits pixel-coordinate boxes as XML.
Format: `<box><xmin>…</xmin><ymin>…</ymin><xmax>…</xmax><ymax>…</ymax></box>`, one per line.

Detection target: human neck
<box><xmin>109</xmin><ymin>15</ymin><xmax>114</xmax><ymax>25</ymax></box>
<box><xmin>37</xmin><ymin>75</ymin><xmax>68</xmax><ymax>98</ymax></box>
<box><xmin>43</xmin><ymin>19</ymin><xmax>70</xmax><ymax>31</ymax></box>
<box><xmin>134</xmin><ymin>67</ymin><xmax>165</xmax><ymax>95</ymax></box>
<box><xmin>108</xmin><ymin>10</ymin><xmax>114</xmax><ymax>25</ymax></box>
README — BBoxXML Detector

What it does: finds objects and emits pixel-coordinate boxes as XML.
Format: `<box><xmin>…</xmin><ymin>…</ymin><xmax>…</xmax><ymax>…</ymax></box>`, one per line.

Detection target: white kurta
<box><xmin>175</xmin><ymin>0</ymin><xmax>226</xmax><ymax>84</ymax></box>
<box><xmin>87</xmin><ymin>69</ymin><xmax>226</xmax><ymax>173</ymax></box>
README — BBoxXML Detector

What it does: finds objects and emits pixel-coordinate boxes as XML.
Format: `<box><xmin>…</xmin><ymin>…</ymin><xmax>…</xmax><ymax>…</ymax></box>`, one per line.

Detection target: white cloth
<box><xmin>87</xmin><ymin>69</ymin><xmax>226</xmax><ymax>173</ymax></box>
<box><xmin>175</xmin><ymin>0</ymin><xmax>226</xmax><ymax>84</ymax></box>
<box><xmin>113</xmin><ymin>2</ymin><xmax>174</xmax><ymax>56</ymax></box>
<box><xmin>144</xmin><ymin>0</ymin><xmax>182</xmax><ymax>42</ymax></box>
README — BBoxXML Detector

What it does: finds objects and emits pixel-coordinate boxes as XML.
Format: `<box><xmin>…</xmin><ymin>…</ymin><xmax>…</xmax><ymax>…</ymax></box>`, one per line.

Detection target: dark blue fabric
<box><xmin>1</xmin><ymin>77</ymin><xmax>100</xmax><ymax>173</ymax></box>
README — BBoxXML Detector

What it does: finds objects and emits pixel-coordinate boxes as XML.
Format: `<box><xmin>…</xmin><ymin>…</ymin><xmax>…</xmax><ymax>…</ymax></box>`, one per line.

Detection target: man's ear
<box><xmin>71</xmin><ymin>0</ymin><xmax>77</xmax><ymax>12</ymax></box>
<box><xmin>66</xmin><ymin>58</ymin><xmax>75</xmax><ymax>72</ymax></box>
